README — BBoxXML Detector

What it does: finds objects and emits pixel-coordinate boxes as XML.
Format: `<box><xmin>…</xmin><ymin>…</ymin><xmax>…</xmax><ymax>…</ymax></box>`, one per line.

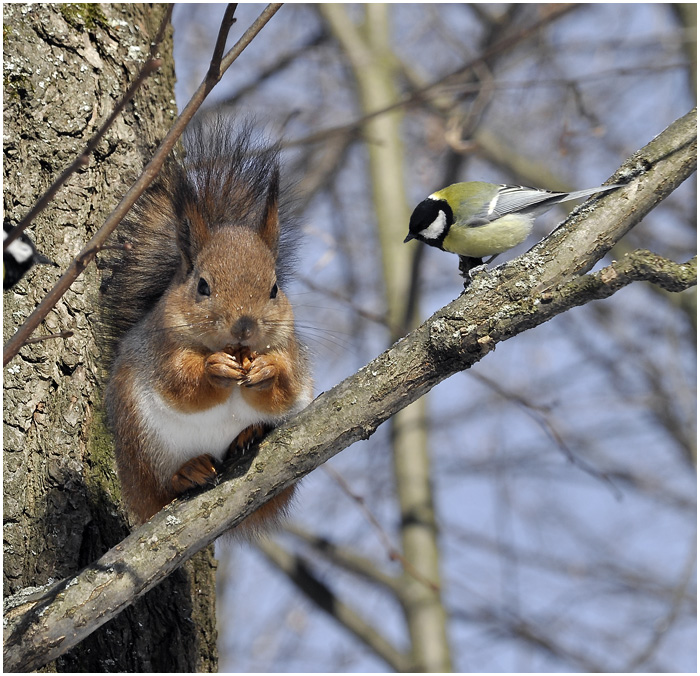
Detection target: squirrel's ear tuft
<box><xmin>259</xmin><ymin>165</ymin><xmax>280</xmax><ymax>256</ymax></box>
<box><xmin>177</xmin><ymin>212</ymin><xmax>209</xmax><ymax>274</ymax></box>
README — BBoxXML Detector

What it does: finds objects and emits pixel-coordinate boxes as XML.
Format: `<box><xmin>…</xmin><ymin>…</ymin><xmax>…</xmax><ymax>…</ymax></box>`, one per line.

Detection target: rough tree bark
<box><xmin>3</xmin><ymin>4</ymin><xmax>217</xmax><ymax>671</ymax></box>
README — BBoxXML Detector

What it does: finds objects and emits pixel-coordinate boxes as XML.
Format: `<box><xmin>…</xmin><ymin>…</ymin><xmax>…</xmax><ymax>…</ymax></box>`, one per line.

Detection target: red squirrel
<box><xmin>102</xmin><ymin>122</ymin><xmax>313</xmax><ymax>534</ymax></box>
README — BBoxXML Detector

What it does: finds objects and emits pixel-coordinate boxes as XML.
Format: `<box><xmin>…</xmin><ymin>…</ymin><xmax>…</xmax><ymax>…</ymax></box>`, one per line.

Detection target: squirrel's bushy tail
<box><xmin>100</xmin><ymin>119</ymin><xmax>297</xmax><ymax>369</ymax></box>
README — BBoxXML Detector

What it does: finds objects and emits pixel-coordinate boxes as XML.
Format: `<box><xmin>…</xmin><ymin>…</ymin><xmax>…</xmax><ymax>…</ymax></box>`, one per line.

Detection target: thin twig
<box><xmin>3</xmin><ymin>5</ymin><xmax>174</xmax><ymax>250</ymax></box>
<box><xmin>207</xmin><ymin>28</ymin><xmax>327</xmax><ymax>111</ymax></box>
<box><xmin>282</xmin><ymin>4</ymin><xmax>576</xmax><ymax>149</ymax></box>
<box><xmin>21</xmin><ymin>331</ymin><xmax>74</xmax><ymax>346</ymax></box>
<box><xmin>468</xmin><ymin>370</ymin><xmax>624</xmax><ymax>499</ymax></box>
<box><xmin>206</xmin><ymin>3</ymin><xmax>238</xmax><ymax>83</ymax></box>
<box><xmin>257</xmin><ymin>538</ymin><xmax>412</xmax><ymax>672</ymax></box>
<box><xmin>298</xmin><ymin>275</ymin><xmax>389</xmax><ymax>326</ymax></box>
<box><xmin>3</xmin><ymin>3</ymin><xmax>283</xmax><ymax>367</ymax></box>
<box><xmin>625</xmin><ymin>537</ymin><xmax>696</xmax><ymax>670</ymax></box>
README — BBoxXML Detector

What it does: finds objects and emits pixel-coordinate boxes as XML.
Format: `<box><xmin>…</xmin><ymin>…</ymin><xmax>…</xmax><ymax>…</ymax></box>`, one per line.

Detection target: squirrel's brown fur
<box><xmin>102</xmin><ymin>121</ymin><xmax>312</xmax><ymax>533</ymax></box>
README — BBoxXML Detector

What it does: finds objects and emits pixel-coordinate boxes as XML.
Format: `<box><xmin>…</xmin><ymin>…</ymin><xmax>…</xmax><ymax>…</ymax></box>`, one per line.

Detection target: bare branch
<box><xmin>624</xmin><ymin>538</ymin><xmax>697</xmax><ymax>670</ymax></box>
<box><xmin>205</xmin><ymin>3</ymin><xmax>238</xmax><ymax>84</ymax></box>
<box><xmin>205</xmin><ymin>28</ymin><xmax>328</xmax><ymax>114</ymax></box>
<box><xmin>468</xmin><ymin>370</ymin><xmax>624</xmax><ymax>498</ymax></box>
<box><xmin>324</xmin><ymin>465</ymin><xmax>440</xmax><ymax>593</ymax></box>
<box><xmin>539</xmin><ymin>252</ymin><xmax>697</xmax><ymax>311</ymax></box>
<box><xmin>3</xmin><ymin>3</ymin><xmax>283</xmax><ymax>366</ymax></box>
<box><xmin>20</xmin><ymin>331</ymin><xmax>74</xmax><ymax>346</ymax></box>
<box><xmin>283</xmin><ymin>4</ymin><xmax>578</xmax><ymax>149</ymax></box>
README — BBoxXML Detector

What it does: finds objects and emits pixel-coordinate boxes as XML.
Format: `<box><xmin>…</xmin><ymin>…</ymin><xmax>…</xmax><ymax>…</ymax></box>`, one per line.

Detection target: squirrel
<box><xmin>101</xmin><ymin>121</ymin><xmax>313</xmax><ymax>535</ymax></box>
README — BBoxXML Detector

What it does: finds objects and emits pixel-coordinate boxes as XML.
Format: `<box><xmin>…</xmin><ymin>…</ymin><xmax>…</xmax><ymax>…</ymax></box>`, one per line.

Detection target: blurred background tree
<box><xmin>166</xmin><ymin>3</ymin><xmax>696</xmax><ymax>672</ymax></box>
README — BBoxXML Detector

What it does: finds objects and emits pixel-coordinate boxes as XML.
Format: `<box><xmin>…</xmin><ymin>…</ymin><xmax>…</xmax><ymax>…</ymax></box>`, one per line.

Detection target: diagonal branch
<box><xmin>3</xmin><ymin>110</ymin><xmax>695</xmax><ymax>673</ymax></box>
<box><xmin>3</xmin><ymin>3</ymin><xmax>283</xmax><ymax>366</ymax></box>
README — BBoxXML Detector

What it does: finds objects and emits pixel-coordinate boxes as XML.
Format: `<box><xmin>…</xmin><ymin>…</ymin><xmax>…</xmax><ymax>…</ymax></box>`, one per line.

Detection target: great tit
<box><xmin>3</xmin><ymin>224</ymin><xmax>56</xmax><ymax>290</ymax></box>
<box><xmin>404</xmin><ymin>181</ymin><xmax>621</xmax><ymax>260</ymax></box>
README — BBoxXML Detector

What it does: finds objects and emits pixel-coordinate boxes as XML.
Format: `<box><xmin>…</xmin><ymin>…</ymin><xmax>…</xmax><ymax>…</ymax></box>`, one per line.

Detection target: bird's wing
<box><xmin>489</xmin><ymin>185</ymin><xmax>564</xmax><ymax>218</ymax></box>
<box><xmin>490</xmin><ymin>184</ymin><xmax>621</xmax><ymax>220</ymax></box>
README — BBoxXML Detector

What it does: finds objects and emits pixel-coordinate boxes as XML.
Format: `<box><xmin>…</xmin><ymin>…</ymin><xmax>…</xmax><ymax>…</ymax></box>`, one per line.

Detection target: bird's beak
<box><xmin>403</xmin><ymin>233</ymin><xmax>414</xmax><ymax>243</ymax></box>
<box><xmin>35</xmin><ymin>253</ymin><xmax>57</xmax><ymax>267</ymax></box>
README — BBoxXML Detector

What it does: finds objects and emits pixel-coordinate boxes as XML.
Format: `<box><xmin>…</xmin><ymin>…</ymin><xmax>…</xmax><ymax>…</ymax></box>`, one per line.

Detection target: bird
<box><xmin>3</xmin><ymin>224</ymin><xmax>56</xmax><ymax>290</ymax></box>
<box><xmin>404</xmin><ymin>181</ymin><xmax>622</xmax><ymax>271</ymax></box>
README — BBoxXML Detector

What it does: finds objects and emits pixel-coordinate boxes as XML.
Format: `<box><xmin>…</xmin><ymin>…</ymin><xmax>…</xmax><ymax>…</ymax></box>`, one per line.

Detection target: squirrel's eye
<box><xmin>270</xmin><ymin>282</ymin><xmax>278</xmax><ymax>299</ymax></box>
<box><xmin>197</xmin><ymin>277</ymin><xmax>211</xmax><ymax>297</ymax></box>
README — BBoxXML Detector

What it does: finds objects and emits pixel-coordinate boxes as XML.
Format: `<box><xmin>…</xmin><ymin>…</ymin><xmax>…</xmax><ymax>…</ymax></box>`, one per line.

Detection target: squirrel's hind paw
<box><xmin>172</xmin><ymin>453</ymin><xmax>219</xmax><ymax>493</ymax></box>
<box><xmin>230</xmin><ymin>423</ymin><xmax>272</xmax><ymax>458</ymax></box>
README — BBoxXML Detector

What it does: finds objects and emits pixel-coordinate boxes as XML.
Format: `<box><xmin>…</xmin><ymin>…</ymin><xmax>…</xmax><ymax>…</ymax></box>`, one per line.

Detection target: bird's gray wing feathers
<box><xmin>491</xmin><ymin>184</ymin><xmax>620</xmax><ymax>219</ymax></box>
<box><xmin>490</xmin><ymin>185</ymin><xmax>565</xmax><ymax>218</ymax></box>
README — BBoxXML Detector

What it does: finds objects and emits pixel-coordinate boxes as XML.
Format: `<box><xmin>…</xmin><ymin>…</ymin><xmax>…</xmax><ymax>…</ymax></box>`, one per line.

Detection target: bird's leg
<box><xmin>460</xmin><ymin>254</ymin><xmax>501</xmax><ymax>287</ymax></box>
<box><xmin>459</xmin><ymin>255</ymin><xmax>485</xmax><ymax>284</ymax></box>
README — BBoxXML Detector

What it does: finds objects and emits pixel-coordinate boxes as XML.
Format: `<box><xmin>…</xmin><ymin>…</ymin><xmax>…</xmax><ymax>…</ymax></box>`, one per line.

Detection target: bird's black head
<box><xmin>404</xmin><ymin>197</ymin><xmax>453</xmax><ymax>249</ymax></box>
<box><xmin>3</xmin><ymin>225</ymin><xmax>56</xmax><ymax>289</ymax></box>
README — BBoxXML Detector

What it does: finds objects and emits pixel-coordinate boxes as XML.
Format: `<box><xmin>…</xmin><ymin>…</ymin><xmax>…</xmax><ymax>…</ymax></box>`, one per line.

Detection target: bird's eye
<box><xmin>270</xmin><ymin>282</ymin><xmax>278</xmax><ymax>299</ymax></box>
<box><xmin>197</xmin><ymin>277</ymin><xmax>211</xmax><ymax>297</ymax></box>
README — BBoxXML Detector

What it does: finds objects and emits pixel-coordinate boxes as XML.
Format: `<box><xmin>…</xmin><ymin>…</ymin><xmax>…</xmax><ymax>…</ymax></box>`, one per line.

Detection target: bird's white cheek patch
<box><xmin>422</xmin><ymin>210</ymin><xmax>447</xmax><ymax>240</ymax></box>
<box><xmin>5</xmin><ymin>238</ymin><xmax>34</xmax><ymax>264</ymax></box>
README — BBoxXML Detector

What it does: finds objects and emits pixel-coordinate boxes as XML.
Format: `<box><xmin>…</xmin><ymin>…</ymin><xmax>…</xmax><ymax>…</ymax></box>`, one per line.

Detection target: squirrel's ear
<box><xmin>177</xmin><ymin>212</ymin><xmax>209</xmax><ymax>274</ymax></box>
<box><xmin>259</xmin><ymin>166</ymin><xmax>280</xmax><ymax>256</ymax></box>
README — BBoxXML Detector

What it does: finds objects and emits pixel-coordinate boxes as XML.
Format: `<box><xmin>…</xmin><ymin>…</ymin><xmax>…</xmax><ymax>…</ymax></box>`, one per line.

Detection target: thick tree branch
<box><xmin>3</xmin><ymin>110</ymin><xmax>695</xmax><ymax>672</ymax></box>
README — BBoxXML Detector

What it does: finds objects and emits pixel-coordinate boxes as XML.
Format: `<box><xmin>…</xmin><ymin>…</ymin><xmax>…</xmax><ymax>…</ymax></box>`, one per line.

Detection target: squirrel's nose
<box><xmin>231</xmin><ymin>316</ymin><xmax>257</xmax><ymax>344</ymax></box>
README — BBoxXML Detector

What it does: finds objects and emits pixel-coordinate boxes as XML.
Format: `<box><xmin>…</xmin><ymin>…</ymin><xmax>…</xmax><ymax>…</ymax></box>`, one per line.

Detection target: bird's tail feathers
<box><xmin>557</xmin><ymin>184</ymin><xmax>623</xmax><ymax>203</ymax></box>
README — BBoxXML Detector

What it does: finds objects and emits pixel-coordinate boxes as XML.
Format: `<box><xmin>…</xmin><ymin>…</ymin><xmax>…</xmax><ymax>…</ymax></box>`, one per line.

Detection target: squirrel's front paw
<box><xmin>172</xmin><ymin>454</ymin><xmax>219</xmax><ymax>494</ymax></box>
<box><xmin>205</xmin><ymin>351</ymin><xmax>247</xmax><ymax>387</ymax></box>
<box><xmin>244</xmin><ymin>354</ymin><xmax>279</xmax><ymax>390</ymax></box>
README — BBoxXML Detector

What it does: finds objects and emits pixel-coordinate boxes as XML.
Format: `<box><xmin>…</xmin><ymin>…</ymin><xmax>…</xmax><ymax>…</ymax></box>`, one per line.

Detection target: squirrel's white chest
<box><xmin>138</xmin><ymin>383</ymin><xmax>281</xmax><ymax>472</ymax></box>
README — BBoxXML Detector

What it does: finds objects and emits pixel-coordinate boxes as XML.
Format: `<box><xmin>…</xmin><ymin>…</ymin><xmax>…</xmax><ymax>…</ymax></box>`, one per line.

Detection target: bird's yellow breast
<box><xmin>442</xmin><ymin>214</ymin><xmax>534</xmax><ymax>258</ymax></box>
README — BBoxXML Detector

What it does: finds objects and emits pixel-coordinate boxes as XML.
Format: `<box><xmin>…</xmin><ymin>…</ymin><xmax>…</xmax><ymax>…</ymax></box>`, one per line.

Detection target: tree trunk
<box><xmin>3</xmin><ymin>4</ymin><xmax>217</xmax><ymax>671</ymax></box>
